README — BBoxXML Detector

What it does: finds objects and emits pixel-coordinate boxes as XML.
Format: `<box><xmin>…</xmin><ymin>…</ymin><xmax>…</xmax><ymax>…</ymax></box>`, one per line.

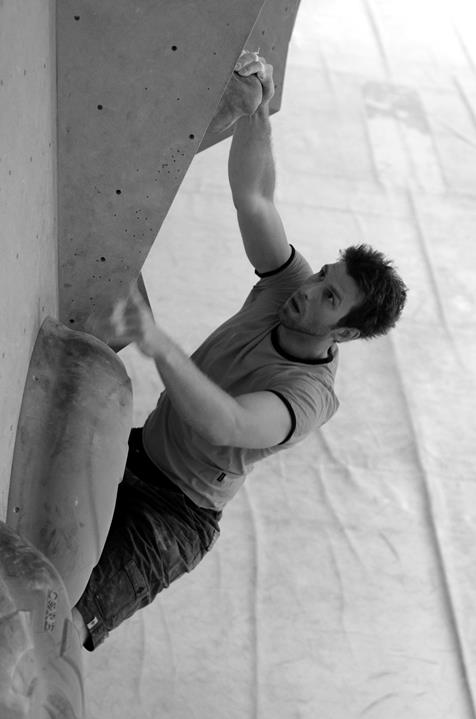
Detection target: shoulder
<box><xmin>254</xmin><ymin>245</ymin><xmax>313</xmax><ymax>285</ymax></box>
<box><xmin>244</xmin><ymin>246</ymin><xmax>312</xmax><ymax>309</ymax></box>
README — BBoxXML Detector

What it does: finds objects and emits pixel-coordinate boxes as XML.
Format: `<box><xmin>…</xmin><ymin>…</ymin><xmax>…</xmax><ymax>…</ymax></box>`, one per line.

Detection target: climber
<box><xmin>72</xmin><ymin>50</ymin><xmax>408</xmax><ymax>650</ymax></box>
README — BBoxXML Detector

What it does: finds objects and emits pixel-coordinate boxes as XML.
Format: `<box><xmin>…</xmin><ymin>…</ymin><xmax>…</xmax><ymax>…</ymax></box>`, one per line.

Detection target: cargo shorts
<box><xmin>75</xmin><ymin>428</ymin><xmax>222</xmax><ymax>651</ymax></box>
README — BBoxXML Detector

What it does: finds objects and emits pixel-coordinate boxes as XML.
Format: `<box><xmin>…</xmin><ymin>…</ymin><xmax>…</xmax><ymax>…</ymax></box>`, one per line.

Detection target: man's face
<box><xmin>279</xmin><ymin>261</ymin><xmax>363</xmax><ymax>339</ymax></box>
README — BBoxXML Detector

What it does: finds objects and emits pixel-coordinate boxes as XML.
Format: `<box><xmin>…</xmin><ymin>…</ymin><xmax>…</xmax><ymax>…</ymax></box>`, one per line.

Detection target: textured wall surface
<box><xmin>0</xmin><ymin>0</ymin><xmax>57</xmax><ymax>517</ymax></box>
<box><xmin>0</xmin><ymin>0</ymin><xmax>299</xmax><ymax>518</ymax></box>
<box><xmin>57</xmin><ymin>0</ymin><xmax>300</xmax><ymax>333</ymax></box>
<box><xmin>57</xmin><ymin>0</ymin><xmax>265</xmax><ymax>332</ymax></box>
<box><xmin>199</xmin><ymin>0</ymin><xmax>300</xmax><ymax>151</ymax></box>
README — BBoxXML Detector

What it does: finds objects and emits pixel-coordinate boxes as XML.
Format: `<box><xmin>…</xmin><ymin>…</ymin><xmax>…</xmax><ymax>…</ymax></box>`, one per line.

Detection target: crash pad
<box><xmin>0</xmin><ymin>520</ymin><xmax>84</xmax><ymax>719</ymax></box>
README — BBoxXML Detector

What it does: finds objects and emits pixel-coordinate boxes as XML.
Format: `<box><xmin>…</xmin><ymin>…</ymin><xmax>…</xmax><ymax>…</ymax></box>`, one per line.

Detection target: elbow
<box><xmin>233</xmin><ymin>193</ymin><xmax>273</xmax><ymax>214</ymax></box>
<box><xmin>205</xmin><ymin>424</ymin><xmax>235</xmax><ymax>447</ymax></box>
<box><xmin>232</xmin><ymin>192</ymin><xmax>253</xmax><ymax>211</ymax></box>
<box><xmin>203</xmin><ymin>414</ymin><xmax>241</xmax><ymax>447</ymax></box>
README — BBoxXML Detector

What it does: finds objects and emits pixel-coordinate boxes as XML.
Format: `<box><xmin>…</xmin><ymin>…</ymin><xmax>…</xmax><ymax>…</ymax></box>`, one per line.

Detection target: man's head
<box><xmin>333</xmin><ymin>244</ymin><xmax>408</xmax><ymax>340</ymax></box>
<box><xmin>279</xmin><ymin>245</ymin><xmax>407</xmax><ymax>348</ymax></box>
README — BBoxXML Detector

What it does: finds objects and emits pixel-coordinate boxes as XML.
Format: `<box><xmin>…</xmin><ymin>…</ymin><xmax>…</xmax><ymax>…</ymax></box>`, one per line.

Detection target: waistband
<box><xmin>127</xmin><ymin>428</ymin><xmax>222</xmax><ymax>520</ymax></box>
<box><xmin>127</xmin><ymin>427</ymin><xmax>178</xmax><ymax>489</ymax></box>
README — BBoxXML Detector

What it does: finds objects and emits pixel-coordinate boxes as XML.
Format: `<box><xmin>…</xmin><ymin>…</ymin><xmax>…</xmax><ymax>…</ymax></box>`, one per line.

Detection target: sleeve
<box><xmin>254</xmin><ymin>245</ymin><xmax>297</xmax><ymax>278</ymax></box>
<box><xmin>267</xmin><ymin>377</ymin><xmax>339</xmax><ymax>445</ymax></box>
<box><xmin>242</xmin><ymin>246</ymin><xmax>314</xmax><ymax>312</ymax></box>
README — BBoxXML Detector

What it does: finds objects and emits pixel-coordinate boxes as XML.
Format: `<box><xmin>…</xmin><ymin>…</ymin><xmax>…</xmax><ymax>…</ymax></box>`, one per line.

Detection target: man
<box><xmin>72</xmin><ymin>52</ymin><xmax>407</xmax><ymax>650</ymax></box>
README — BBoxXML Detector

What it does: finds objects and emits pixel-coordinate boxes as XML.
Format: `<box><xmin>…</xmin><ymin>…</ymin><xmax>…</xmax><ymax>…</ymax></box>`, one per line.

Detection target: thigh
<box><xmin>76</xmin><ymin>469</ymin><xmax>221</xmax><ymax>639</ymax></box>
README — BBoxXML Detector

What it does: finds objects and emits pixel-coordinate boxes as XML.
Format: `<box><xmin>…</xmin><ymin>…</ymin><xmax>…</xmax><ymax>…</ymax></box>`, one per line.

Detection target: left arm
<box><xmin>110</xmin><ymin>286</ymin><xmax>291</xmax><ymax>448</ymax></box>
<box><xmin>228</xmin><ymin>55</ymin><xmax>290</xmax><ymax>274</ymax></box>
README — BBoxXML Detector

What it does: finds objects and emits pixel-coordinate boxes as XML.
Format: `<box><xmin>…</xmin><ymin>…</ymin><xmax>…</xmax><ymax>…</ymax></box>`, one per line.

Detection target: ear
<box><xmin>332</xmin><ymin>326</ymin><xmax>360</xmax><ymax>343</ymax></box>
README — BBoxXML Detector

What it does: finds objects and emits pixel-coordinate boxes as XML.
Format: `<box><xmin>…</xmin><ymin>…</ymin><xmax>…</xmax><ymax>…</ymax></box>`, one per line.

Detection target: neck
<box><xmin>277</xmin><ymin>324</ymin><xmax>333</xmax><ymax>361</ymax></box>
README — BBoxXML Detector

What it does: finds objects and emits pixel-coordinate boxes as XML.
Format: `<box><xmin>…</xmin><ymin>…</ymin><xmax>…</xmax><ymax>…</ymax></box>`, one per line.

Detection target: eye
<box><xmin>326</xmin><ymin>290</ymin><xmax>335</xmax><ymax>304</ymax></box>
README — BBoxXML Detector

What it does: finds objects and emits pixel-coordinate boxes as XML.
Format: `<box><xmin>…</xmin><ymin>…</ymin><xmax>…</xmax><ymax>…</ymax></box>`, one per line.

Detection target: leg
<box><xmin>74</xmin><ymin>431</ymin><xmax>221</xmax><ymax>651</ymax></box>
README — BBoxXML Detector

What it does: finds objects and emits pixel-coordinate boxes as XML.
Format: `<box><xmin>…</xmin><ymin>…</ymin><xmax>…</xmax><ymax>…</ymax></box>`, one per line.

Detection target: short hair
<box><xmin>335</xmin><ymin>244</ymin><xmax>408</xmax><ymax>340</ymax></box>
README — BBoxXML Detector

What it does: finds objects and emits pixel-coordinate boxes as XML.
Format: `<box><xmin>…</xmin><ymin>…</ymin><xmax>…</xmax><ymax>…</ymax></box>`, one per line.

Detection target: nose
<box><xmin>302</xmin><ymin>284</ymin><xmax>324</xmax><ymax>307</ymax></box>
<box><xmin>303</xmin><ymin>285</ymin><xmax>318</xmax><ymax>301</ymax></box>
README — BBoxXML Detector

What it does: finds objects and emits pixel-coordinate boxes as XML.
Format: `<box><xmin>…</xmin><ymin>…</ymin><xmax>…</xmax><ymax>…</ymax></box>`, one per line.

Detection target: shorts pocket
<box><xmin>124</xmin><ymin>559</ymin><xmax>149</xmax><ymax>601</ymax></box>
<box><xmin>96</xmin><ymin>559</ymin><xmax>149</xmax><ymax>627</ymax></box>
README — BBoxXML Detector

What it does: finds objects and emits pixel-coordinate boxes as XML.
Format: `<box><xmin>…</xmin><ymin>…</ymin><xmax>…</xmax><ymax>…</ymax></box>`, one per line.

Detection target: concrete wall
<box><xmin>57</xmin><ymin>0</ymin><xmax>266</xmax><ymax>332</ymax></box>
<box><xmin>0</xmin><ymin>0</ymin><xmax>58</xmax><ymax>516</ymax></box>
<box><xmin>0</xmin><ymin>0</ymin><xmax>299</xmax><ymax>517</ymax></box>
<box><xmin>199</xmin><ymin>0</ymin><xmax>300</xmax><ymax>152</ymax></box>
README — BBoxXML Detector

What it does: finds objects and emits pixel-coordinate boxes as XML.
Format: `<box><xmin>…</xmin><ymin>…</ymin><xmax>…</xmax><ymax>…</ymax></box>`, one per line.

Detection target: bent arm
<box><xmin>147</xmin><ymin>324</ymin><xmax>291</xmax><ymax>448</ymax></box>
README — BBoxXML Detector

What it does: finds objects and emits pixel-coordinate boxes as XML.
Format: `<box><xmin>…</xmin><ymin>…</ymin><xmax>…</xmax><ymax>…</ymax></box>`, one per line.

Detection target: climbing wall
<box><xmin>199</xmin><ymin>0</ymin><xmax>300</xmax><ymax>151</ymax></box>
<box><xmin>57</xmin><ymin>0</ymin><xmax>300</xmax><ymax>334</ymax></box>
<box><xmin>0</xmin><ymin>0</ymin><xmax>57</xmax><ymax>516</ymax></box>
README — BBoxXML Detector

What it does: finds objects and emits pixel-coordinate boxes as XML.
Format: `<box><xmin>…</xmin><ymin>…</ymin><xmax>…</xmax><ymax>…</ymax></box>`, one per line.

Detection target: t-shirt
<box><xmin>142</xmin><ymin>246</ymin><xmax>339</xmax><ymax>510</ymax></box>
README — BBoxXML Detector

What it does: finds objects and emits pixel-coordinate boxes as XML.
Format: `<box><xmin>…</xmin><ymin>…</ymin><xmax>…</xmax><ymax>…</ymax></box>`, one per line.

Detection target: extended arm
<box><xmin>228</xmin><ymin>56</ymin><xmax>290</xmax><ymax>273</ymax></box>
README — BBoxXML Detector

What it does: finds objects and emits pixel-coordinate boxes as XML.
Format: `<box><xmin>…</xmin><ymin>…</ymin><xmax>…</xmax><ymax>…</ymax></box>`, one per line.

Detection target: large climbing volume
<box><xmin>0</xmin><ymin>521</ymin><xmax>85</xmax><ymax>719</ymax></box>
<box><xmin>7</xmin><ymin>317</ymin><xmax>133</xmax><ymax>607</ymax></box>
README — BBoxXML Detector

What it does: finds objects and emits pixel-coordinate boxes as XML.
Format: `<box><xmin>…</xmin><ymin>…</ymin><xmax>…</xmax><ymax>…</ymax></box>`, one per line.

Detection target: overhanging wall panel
<box><xmin>199</xmin><ymin>0</ymin><xmax>301</xmax><ymax>152</ymax></box>
<box><xmin>57</xmin><ymin>0</ymin><xmax>266</xmax><ymax>331</ymax></box>
<box><xmin>0</xmin><ymin>0</ymin><xmax>57</xmax><ymax>516</ymax></box>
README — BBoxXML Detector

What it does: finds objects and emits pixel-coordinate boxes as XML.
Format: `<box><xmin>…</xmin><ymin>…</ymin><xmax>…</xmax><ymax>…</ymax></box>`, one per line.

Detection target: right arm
<box><xmin>228</xmin><ymin>57</ymin><xmax>291</xmax><ymax>274</ymax></box>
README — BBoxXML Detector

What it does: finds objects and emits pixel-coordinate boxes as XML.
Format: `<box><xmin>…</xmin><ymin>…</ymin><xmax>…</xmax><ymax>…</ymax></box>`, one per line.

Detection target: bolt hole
<box><xmin>171</xmin><ymin>45</ymin><xmax>178</xmax><ymax>51</ymax></box>
<box><xmin>116</xmin><ymin>189</ymin><xmax>122</xmax><ymax>195</ymax></box>
<box><xmin>97</xmin><ymin>104</ymin><xmax>103</xmax><ymax>110</ymax></box>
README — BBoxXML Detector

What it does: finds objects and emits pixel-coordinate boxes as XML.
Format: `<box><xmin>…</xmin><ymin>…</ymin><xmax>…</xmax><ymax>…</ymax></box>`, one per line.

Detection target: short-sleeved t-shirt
<box><xmin>142</xmin><ymin>246</ymin><xmax>339</xmax><ymax>510</ymax></box>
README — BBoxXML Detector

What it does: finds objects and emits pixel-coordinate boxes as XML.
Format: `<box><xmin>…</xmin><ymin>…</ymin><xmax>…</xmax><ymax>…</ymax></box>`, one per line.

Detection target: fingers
<box><xmin>84</xmin><ymin>283</ymin><xmax>153</xmax><ymax>351</ymax></box>
<box><xmin>110</xmin><ymin>285</ymin><xmax>142</xmax><ymax>337</ymax></box>
<box><xmin>236</xmin><ymin>60</ymin><xmax>266</xmax><ymax>77</ymax></box>
<box><xmin>235</xmin><ymin>49</ymin><xmax>265</xmax><ymax>74</ymax></box>
<box><xmin>109</xmin><ymin>282</ymin><xmax>159</xmax><ymax>357</ymax></box>
<box><xmin>235</xmin><ymin>49</ymin><xmax>260</xmax><ymax>70</ymax></box>
<box><xmin>110</xmin><ymin>298</ymin><xmax>128</xmax><ymax>337</ymax></box>
<box><xmin>234</xmin><ymin>49</ymin><xmax>275</xmax><ymax>105</ymax></box>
